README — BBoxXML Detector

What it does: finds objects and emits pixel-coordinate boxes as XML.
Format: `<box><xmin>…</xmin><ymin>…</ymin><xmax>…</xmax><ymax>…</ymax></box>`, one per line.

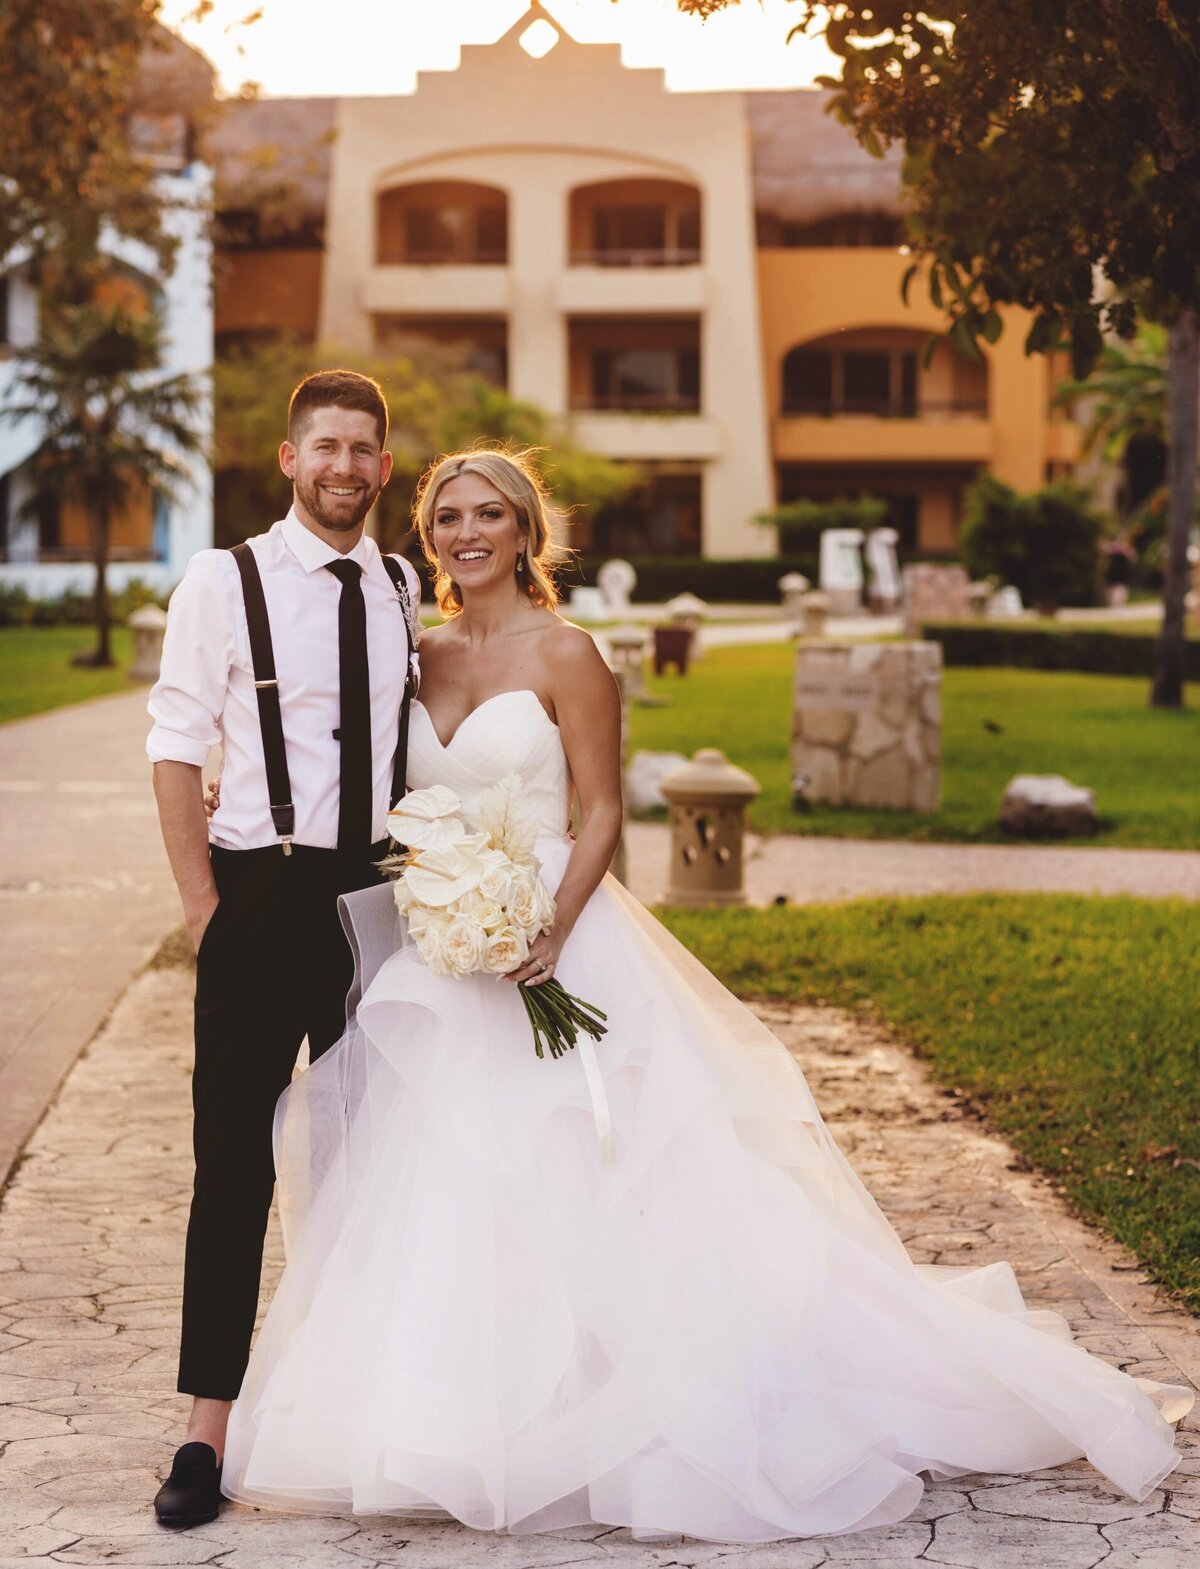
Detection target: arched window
<box><xmin>782</xmin><ymin>330</ymin><xmax>987</xmax><ymax>418</ymax></box>
<box><xmin>376</xmin><ymin>181</ymin><xmax>508</xmax><ymax>266</ymax></box>
<box><xmin>569</xmin><ymin>179</ymin><xmax>701</xmax><ymax>266</ymax></box>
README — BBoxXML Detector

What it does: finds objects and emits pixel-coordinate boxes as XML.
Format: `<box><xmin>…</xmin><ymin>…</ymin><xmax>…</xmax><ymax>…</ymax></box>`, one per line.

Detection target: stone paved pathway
<box><xmin>620</xmin><ymin>823</ymin><xmax>1200</xmax><ymax>909</ymax></box>
<box><xmin>0</xmin><ymin>692</ymin><xmax>181</xmax><ymax>1185</ymax></box>
<box><xmin>1</xmin><ymin>953</ymin><xmax>1195</xmax><ymax>1567</ymax></box>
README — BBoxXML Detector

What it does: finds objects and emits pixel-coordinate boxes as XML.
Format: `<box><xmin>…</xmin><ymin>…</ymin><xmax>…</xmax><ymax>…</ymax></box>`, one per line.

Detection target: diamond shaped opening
<box><xmin>519</xmin><ymin>19</ymin><xmax>560</xmax><ymax>59</ymax></box>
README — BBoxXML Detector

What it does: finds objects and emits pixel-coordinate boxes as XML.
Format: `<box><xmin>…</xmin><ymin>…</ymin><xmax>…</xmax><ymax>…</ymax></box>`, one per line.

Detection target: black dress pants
<box><xmin>178</xmin><ymin>840</ymin><xmax>386</xmax><ymax>1400</ymax></box>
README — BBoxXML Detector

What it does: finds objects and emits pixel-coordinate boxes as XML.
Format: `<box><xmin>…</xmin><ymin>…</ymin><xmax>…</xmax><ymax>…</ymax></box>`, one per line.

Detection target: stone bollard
<box><xmin>607</xmin><ymin>624</ymin><xmax>648</xmax><ymax>703</ymax></box>
<box><xmin>127</xmin><ymin>604</ymin><xmax>169</xmax><ymax>682</ymax></box>
<box><xmin>658</xmin><ymin>748</ymin><xmax>760</xmax><ymax>907</ymax></box>
<box><xmin>778</xmin><ymin>571</ymin><xmax>810</xmax><ymax>630</ymax></box>
<box><xmin>800</xmin><ymin>591</ymin><xmax>830</xmax><ymax>639</ymax></box>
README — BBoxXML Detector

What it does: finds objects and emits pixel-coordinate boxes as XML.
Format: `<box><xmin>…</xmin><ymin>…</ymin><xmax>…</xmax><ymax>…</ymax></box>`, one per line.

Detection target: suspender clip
<box><xmin>254</xmin><ymin>678</ymin><xmax>279</xmax><ymax>689</ymax></box>
<box><xmin>281</xmin><ymin>836</ymin><xmax>293</xmax><ymax>857</ymax></box>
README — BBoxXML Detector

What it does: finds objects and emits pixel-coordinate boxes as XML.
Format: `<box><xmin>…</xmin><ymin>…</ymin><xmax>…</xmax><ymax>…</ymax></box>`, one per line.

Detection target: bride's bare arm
<box><xmin>506</xmin><ymin>627</ymin><xmax>623</xmax><ymax>986</ymax></box>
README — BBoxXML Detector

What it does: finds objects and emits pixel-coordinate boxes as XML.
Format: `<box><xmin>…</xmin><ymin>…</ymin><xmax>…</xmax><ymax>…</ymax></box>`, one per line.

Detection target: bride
<box><xmin>220</xmin><ymin>447</ymin><xmax>1191</xmax><ymax>1542</ymax></box>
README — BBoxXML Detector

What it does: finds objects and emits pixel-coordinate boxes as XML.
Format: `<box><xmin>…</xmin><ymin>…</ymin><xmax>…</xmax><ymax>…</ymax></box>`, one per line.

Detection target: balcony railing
<box><xmin>571</xmin><ymin>391</ymin><xmax>702</xmax><ymax>413</ymax></box>
<box><xmin>7</xmin><ymin>546</ymin><xmax>159</xmax><ymax>564</ymax></box>
<box><xmin>569</xmin><ymin>248</ymin><xmax>702</xmax><ymax>268</ymax></box>
<box><xmin>390</xmin><ymin>248</ymin><xmax>508</xmax><ymax>267</ymax></box>
<box><xmin>781</xmin><ymin>397</ymin><xmax>989</xmax><ymax>419</ymax></box>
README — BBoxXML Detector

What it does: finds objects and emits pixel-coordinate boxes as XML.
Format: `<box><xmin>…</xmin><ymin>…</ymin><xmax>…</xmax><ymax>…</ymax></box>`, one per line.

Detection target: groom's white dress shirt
<box><xmin>148</xmin><ymin>509</ymin><xmax>421</xmax><ymax>851</ymax></box>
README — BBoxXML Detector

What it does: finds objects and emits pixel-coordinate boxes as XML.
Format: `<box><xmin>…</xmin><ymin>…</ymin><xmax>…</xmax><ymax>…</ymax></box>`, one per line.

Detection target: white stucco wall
<box><xmin>0</xmin><ymin>164</ymin><xmax>213</xmax><ymax>600</ymax></box>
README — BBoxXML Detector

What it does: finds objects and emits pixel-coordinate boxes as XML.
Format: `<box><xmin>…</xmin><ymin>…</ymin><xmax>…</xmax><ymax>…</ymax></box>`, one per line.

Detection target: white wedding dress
<box><xmin>222</xmin><ymin>688</ymin><xmax>1192</xmax><ymax>1541</ymax></box>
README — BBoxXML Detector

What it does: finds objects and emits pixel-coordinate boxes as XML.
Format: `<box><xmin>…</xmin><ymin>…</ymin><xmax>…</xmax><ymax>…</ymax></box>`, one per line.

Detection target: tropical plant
<box><xmin>2</xmin><ymin>301</ymin><xmax>205</xmax><ymax>666</ymax></box>
<box><xmin>674</xmin><ymin>0</ymin><xmax>1200</xmax><ymax>705</ymax></box>
<box><xmin>1057</xmin><ymin>324</ymin><xmax>1167</xmax><ymax>465</ymax></box>
<box><xmin>958</xmin><ymin>475</ymin><xmax>1103</xmax><ymax>612</ymax></box>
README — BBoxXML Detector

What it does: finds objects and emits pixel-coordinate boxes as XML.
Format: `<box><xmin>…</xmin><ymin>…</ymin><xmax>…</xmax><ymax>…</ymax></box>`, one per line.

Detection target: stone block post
<box><xmin>791</xmin><ymin>641</ymin><xmax>942</xmax><ymax>813</ymax></box>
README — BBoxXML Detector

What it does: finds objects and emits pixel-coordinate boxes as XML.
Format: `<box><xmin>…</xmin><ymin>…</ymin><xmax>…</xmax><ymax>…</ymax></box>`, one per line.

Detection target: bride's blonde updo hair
<box><xmin>413</xmin><ymin>446</ymin><xmax>570</xmax><ymax>618</ymax></box>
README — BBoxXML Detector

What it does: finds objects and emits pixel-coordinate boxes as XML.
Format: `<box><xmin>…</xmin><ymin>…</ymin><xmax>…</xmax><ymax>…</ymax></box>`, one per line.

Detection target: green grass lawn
<box><xmin>0</xmin><ymin>626</ymin><xmax>135</xmax><ymax>724</ymax></box>
<box><xmin>661</xmin><ymin>894</ymin><xmax>1200</xmax><ymax>1311</ymax></box>
<box><xmin>629</xmin><ymin>643</ymin><xmax>1200</xmax><ymax>848</ymax></box>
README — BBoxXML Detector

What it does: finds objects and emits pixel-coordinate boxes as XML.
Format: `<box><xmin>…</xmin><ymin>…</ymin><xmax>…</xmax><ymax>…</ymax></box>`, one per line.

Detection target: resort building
<box><xmin>211</xmin><ymin>6</ymin><xmax>1078</xmax><ymax>564</ymax></box>
<box><xmin>0</xmin><ymin>33</ymin><xmax>215</xmax><ymax>600</ymax></box>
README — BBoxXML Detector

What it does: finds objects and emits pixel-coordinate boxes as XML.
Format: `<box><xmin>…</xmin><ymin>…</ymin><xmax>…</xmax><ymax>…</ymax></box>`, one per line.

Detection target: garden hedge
<box><xmin>922</xmin><ymin>620</ymin><xmax>1200</xmax><ymax>679</ymax></box>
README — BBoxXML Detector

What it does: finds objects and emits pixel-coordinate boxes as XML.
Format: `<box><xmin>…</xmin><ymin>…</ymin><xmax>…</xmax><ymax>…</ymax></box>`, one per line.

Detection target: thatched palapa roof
<box><xmin>746</xmin><ymin>90</ymin><xmax>904</xmax><ymax>224</ymax></box>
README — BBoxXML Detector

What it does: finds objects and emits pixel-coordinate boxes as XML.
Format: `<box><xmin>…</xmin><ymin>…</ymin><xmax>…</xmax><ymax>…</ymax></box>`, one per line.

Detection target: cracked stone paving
<box><xmin>1</xmin><ymin>957</ymin><xmax>1197</xmax><ymax>1567</ymax></box>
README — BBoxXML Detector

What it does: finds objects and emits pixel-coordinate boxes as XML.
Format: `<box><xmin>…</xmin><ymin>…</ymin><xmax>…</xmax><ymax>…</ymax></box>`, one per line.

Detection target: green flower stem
<box><xmin>518</xmin><ymin>978</ymin><xmax>608</xmax><ymax>1060</ymax></box>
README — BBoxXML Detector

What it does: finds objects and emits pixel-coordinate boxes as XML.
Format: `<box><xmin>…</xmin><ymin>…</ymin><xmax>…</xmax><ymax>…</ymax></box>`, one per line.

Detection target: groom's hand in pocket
<box><xmin>188</xmin><ymin>889</ymin><xmax>221</xmax><ymax>955</ymax></box>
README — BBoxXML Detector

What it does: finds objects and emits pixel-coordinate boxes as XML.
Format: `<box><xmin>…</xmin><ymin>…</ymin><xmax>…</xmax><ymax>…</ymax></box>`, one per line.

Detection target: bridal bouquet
<box><xmin>381</xmin><ymin>778</ymin><xmax>608</xmax><ymax>1061</ymax></box>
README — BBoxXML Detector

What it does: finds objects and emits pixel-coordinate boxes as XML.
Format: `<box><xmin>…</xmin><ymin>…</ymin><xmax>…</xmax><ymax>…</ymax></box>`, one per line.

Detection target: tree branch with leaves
<box><xmin>674</xmin><ymin>0</ymin><xmax>1200</xmax><ymax>705</ymax></box>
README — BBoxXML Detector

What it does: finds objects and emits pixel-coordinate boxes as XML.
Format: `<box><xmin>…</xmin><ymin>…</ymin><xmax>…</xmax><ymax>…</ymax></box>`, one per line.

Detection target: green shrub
<box><xmin>959</xmin><ymin>474</ymin><xmax>1104</xmax><ymax>610</ymax></box>
<box><xmin>0</xmin><ymin>576</ymin><xmax>166</xmax><ymax>629</ymax></box>
<box><xmin>753</xmin><ymin>495</ymin><xmax>888</xmax><ymax>556</ymax></box>
<box><xmin>0</xmin><ymin>584</ymin><xmax>34</xmax><ymax>627</ymax></box>
<box><xmin>923</xmin><ymin>620</ymin><xmax>1200</xmax><ymax>679</ymax></box>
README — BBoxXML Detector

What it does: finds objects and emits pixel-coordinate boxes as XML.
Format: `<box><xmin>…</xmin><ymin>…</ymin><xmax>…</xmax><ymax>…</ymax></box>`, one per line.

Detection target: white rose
<box><xmin>414</xmin><ymin>915</ymin><xmax>454</xmax><ymax>975</ymax></box>
<box><xmin>442</xmin><ymin>916</ymin><xmax>488</xmax><ymax>976</ymax></box>
<box><xmin>483</xmin><ymin>925</ymin><xmax>529</xmax><ymax>974</ymax></box>
<box><xmin>462</xmin><ymin>892</ymin><xmax>505</xmax><ymax>933</ymax></box>
<box><xmin>534</xmin><ymin>882</ymin><xmax>556</xmax><ymax>932</ymax></box>
<box><xmin>478</xmin><ymin>856</ymin><xmax>514</xmax><ymax>906</ymax></box>
<box><xmin>506</xmin><ymin>876</ymin><xmax>542</xmax><ymax>935</ymax></box>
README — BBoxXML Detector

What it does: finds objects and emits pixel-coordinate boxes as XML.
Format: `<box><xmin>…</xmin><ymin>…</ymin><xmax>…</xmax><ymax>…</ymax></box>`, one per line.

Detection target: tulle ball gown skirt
<box><xmin>221</xmin><ymin>844</ymin><xmax>1192</xmax><ymax>1543</ymax></box>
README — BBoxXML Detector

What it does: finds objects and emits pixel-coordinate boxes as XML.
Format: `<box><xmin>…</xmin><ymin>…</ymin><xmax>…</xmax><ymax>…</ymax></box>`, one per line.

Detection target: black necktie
<box><xmin>325</xmin><ymin>559</ymin><xmax>372</xmax><ymax>853</ymax></box>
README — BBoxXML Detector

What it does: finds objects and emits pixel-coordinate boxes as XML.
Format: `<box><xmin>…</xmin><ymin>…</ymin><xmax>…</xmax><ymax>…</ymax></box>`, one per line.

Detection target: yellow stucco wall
<box><xmin>757</xmin><ymin>250</ymin><xmax>1078</xmax><ymax>536</ymax></box>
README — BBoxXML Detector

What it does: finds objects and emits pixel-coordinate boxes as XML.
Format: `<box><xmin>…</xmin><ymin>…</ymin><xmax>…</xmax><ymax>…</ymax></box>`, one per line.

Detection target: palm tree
<box><xmin>3</xmin><ymin>300</ymin><xmax>204</xmax><ymax>666</ymax></box>
<box><xmin>1058</xmin><ymin>322</ymin><xmax>1167</xmax><ymax>471</ymax></box>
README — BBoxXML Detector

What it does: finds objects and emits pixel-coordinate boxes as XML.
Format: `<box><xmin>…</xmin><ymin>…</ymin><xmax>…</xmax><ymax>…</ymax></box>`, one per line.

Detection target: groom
<box><xmin>146</xmin><ymin>369</ymin><xmax>420</xmax><ymax>1527</ymax></box>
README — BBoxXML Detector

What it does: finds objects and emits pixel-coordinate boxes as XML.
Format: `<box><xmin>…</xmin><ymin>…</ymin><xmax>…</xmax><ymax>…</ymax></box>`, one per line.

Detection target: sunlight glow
<box><xmin>157</xmin><ymin>0</ymin><xmax>838</xmax><ymax>98</ymax></box>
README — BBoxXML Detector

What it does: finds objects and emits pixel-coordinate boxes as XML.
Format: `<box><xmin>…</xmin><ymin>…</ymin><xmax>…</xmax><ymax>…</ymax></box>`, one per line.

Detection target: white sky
<box><xmin>159</xmin><ymin>0</ymin><xmax>837</xmax><ymax>98</ymax></box>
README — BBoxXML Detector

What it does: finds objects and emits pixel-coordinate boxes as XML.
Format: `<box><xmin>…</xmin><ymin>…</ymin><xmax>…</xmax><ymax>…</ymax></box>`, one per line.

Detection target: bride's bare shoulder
<box><xmin>541</xmin><ymin>617</ymin><xmax>618</xmax><ymax>703</ymax></box>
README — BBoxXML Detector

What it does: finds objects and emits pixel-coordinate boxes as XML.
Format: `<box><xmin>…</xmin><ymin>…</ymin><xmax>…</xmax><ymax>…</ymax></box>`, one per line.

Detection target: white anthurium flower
<box><xmin>404</xmin><ymin>841</ymin><xmax>488</xmax><ymax>907</ymax></box>
<box><xmin>387</xmin><ymin>785</ymin><xmax>466</xmax><ymax>851</ymax></box>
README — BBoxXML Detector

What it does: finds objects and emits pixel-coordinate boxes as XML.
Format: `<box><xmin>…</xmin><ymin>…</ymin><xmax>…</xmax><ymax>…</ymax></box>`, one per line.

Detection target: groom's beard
<box><xmin>294</xmin><ymin>473</ymin><xmax>382</xmax><ymax>534</ymax></box>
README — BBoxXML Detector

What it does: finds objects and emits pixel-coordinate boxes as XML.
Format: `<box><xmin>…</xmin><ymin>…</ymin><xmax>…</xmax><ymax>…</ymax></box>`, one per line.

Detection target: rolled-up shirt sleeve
<box><xmin>147</xmin><ymin>552</ymin><xmax>236</xmax><ymax>766</ymax></box>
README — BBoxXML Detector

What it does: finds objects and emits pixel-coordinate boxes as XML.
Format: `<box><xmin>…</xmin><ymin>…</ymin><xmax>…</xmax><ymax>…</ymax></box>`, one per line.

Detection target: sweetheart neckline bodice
<box><xmin>412</xmin><ymin>688</ymin><xmax>557</xmax><ymax>751</ymax></box>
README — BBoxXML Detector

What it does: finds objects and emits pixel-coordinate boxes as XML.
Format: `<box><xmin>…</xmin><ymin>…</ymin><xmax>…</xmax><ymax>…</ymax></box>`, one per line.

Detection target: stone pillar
<box><xmin>659</xmin><ymin>748</ymin><xmax>760</xmax><ymax>907</ymax></box>
<box><xmin>778</xmin><ymin>571</ymin><xmax>810</xmax><ymax>631</ymax></box>
<box><xmin>801</xmin><ymin>592</ymin><xmax>830</xmax><ymax>639</ymax></box>
<box><xmin>791</xmin><ymin>641</ymin><xmax>942</xmax><ymax>813</ymax></box>
<box><xmin>127</xmin><ymin>605</ymin><xmax>169</xmax><ymax>683</ymax></box>
<box><xmin>902</xmin><ymin>564</ymin><xmax>971</xmax><ymax>638</ymax></box>
<box><xmin>607</xmin><ymin>625</ymin><xmax>648</xmax><ymax>702</ymax></box>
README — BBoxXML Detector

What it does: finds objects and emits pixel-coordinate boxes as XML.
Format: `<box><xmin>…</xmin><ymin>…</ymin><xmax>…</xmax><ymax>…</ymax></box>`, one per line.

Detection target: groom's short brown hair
<box><xmin>288</xmin><ymin>369</ymin><xmax>388</xmax><ymax>448</ymax></box>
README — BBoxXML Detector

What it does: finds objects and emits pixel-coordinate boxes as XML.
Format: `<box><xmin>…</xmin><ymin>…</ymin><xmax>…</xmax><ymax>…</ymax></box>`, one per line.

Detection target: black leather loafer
<box><xmin>153</xmin><ymin>1441</ymin><xmax>223</xmax><ymax>1528</ymax></box>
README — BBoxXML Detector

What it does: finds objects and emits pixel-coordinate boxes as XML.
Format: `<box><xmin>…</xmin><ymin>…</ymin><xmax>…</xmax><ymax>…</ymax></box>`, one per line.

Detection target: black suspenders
<box><xmin>230</xmin><ymin>543</ymin><xmax>416</xmax><ymax>855</ymax></box>
<box><xmin>381</xmin><ymin>554</ymin><xmax>418</xmax><ymax>814</ymax></box>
